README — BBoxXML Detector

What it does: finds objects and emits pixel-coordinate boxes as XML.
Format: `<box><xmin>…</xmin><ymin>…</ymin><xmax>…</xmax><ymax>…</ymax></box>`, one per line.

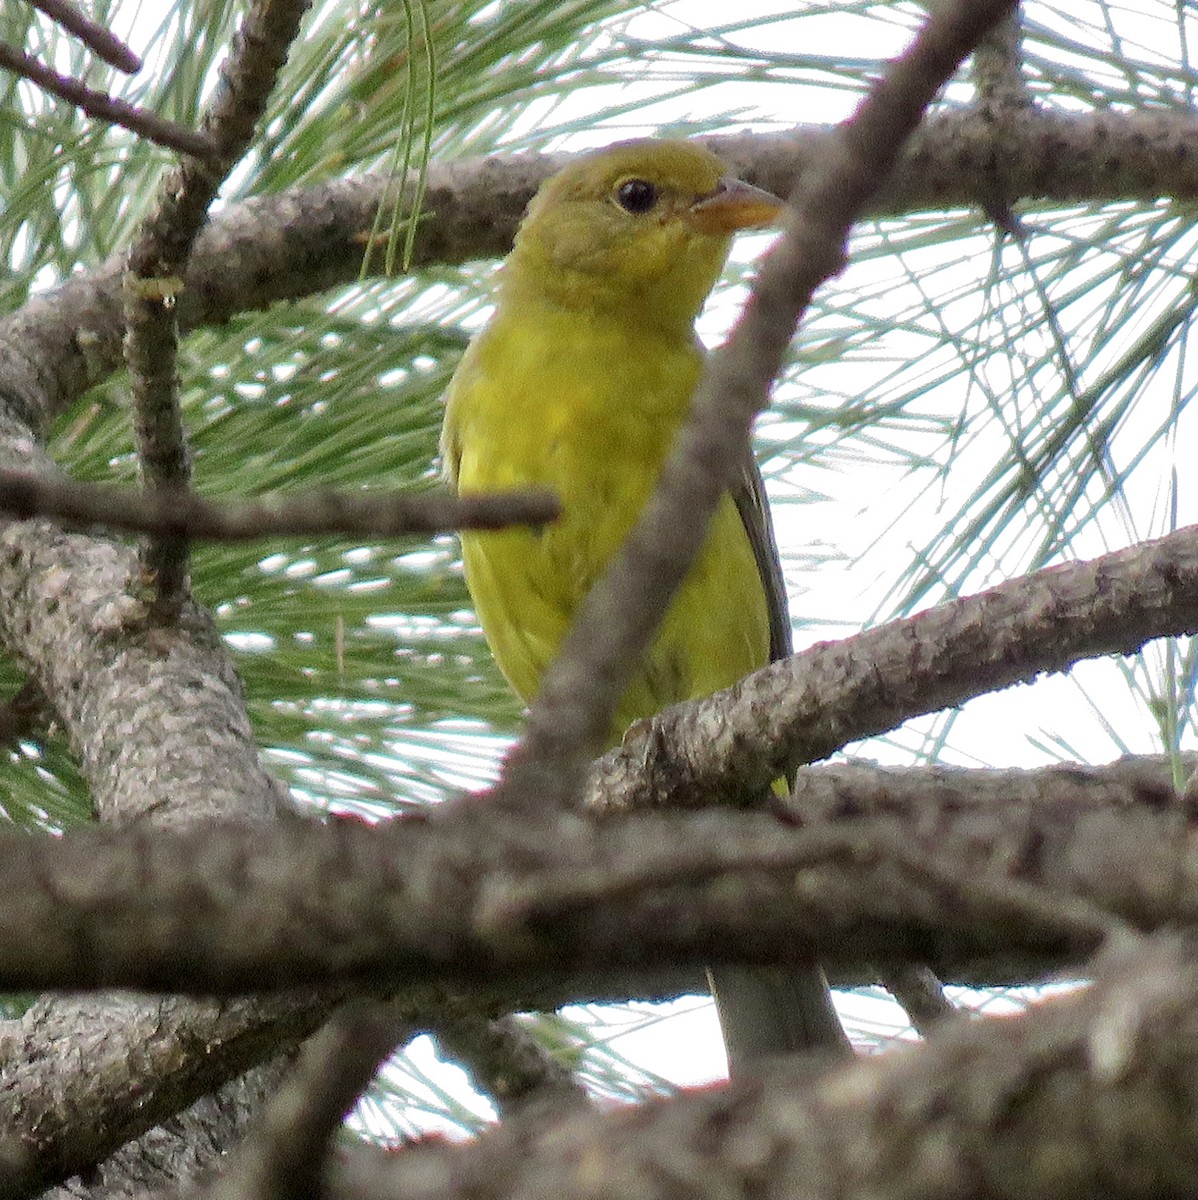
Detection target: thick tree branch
<box><xmin>0</xmin><ymin>419</ymin><xmax>323</xmax><ymax>1197</ymax></box>
<box><xmin>329</xmin><ymin>934</ymin><xmax>1198</xmax><ymax>1200</ymax></box>
<box><xmin>788</xmin><ymin>754</ymin><xmax>1196</xmax><ymax>824</ymax></box>
<box><xmin>0</xmin><ymin>431</ymin><xmax>283</xmax><ymax>830</ymax></box>
<box><xmin>0</xmin><ymin>993</ymin><xmax>336</xmax><ymax>1200</ymax></box>
<box><xmin>0</xmin><ymin>111</ymin><xmax>1195</xmax><ymax>441</ymax></box>
<box><xmin>2</xmin><ymin>751</ymin><xmax>1185</xmax><ymax>1197</ymax></box>
<box><xmin>9</xmin><ymin>743</ymin><xmax>1198</xmax><ymax>994</ymax></box>
<box><xmin>586</xmin><ymin>523</ymin><xmax>1198</xmax><ymax>813</ymax></box>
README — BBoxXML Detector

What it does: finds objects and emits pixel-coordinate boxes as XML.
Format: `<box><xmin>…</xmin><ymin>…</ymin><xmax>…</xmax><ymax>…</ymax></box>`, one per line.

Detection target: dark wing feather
<box><xmin>730</xmin><ymin>447</ymin><xmax>793</xmax><ymax>664</ymax></box>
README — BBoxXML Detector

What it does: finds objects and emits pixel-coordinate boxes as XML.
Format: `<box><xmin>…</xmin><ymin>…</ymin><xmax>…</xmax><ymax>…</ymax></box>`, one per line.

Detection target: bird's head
<box><xmin>502</xmin><ymin>138</ymin><xmax>783</xmax><ymax>335</ymax></box>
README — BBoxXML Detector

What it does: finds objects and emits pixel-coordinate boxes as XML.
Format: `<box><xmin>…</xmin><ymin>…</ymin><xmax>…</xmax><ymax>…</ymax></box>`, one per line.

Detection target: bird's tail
<box><xmin>707</xmin><ymin>963</ymin><xmax>851</xmax><ymax>1073</ymax></box>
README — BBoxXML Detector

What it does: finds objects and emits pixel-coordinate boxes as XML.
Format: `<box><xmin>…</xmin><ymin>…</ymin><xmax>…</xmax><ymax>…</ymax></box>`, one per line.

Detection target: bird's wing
<box><xmin>730</xmin><ymin>447</ymin><xmax>792</xmax><ymax>664</ymax></box>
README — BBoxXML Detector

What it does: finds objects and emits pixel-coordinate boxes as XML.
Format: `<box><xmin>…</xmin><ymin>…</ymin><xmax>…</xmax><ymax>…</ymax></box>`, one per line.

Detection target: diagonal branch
<box><xmin>0</xmin><ymin>41</ymin><xmax>213</xmax><ymax>158</ymax></box>
<box><xmin>586</xmin><ymin>523</ymin><xmax>1198</xmax><ymax>812</ymax></box>
<box><xmin>207</xmin><ymin>1002</ymin><xmax>412</xmax><ymax>1200</ymax></box>
<box><xmin>431</xmin><ymin>1009</ymin><xmax>590</xmax><ymax>1120</ymax></box>
<box><xmin>29</xmin><ymin>0</ymin><xmax>141</xmax><ymax>72</ymax></box>
<box><xmin>493</xmin><ymin>0</ymin><xmax>1021</xmax><ymax>812</ymax></box>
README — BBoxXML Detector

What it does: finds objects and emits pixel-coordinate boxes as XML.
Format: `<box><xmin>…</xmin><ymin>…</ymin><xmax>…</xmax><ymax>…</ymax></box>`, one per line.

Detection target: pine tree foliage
<box><xmin>1</xmin><ymin>0</ymin><xmax>1196</xmax><ymax>1161</ymax></box>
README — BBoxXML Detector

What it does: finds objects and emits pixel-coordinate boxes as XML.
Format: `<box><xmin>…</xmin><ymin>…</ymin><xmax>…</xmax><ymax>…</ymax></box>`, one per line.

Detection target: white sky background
<box><xmin>47</xmin><ymin>0</ymin><xmax>1198</xmax><ymax>1134</ymax></box>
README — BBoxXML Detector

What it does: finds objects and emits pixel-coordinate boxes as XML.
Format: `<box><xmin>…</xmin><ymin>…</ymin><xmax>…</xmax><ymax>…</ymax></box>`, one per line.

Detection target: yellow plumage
<box><xmin>442</xmin><ymin>139</ymin><xmax>772</xmax><ymax>736</ymax></box>
<box><xmin>442</xmin><ymin>138</ymin><xmax>848</xmax><ymax>1069</ymax></box>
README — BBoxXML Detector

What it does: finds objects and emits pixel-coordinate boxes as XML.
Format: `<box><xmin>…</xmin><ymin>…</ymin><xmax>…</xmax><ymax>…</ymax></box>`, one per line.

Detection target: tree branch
<box><xmin>328</xmin><ymin>934</ymin><xmax>1198</xmax><ymax>1200</ymax></box>
<box><xmin>431</xmin><ymin>1009</ymin><xmax>590</xmax><ymax>1121</ymax></box>
<box><xmin>585</xmin><ymin>524</ymin><xmax>1198</xmax><ymax>812</ymax></box>
<box><xmin>970</xmin><ymin>9</ymin><xmax>1031</xmax><ymax>112</ymax></box>
<box><xmin>878</xmin><ymin>966</ymin><xmax>957</xmax><ymax>1035</ymax></box>
<box><xmin>0</xmin><ymin>468</ymin><xmax>557</xmax><ymax>540</ymax></box>
<box><xmin>29</xmin><ymin>0</ymin><xmax>141</xmax><ymax>73</ymax></box>
<box><xmin>11</xmin><ymin>747</ymin><xmax>1198</xmax><ymax>995</ymax></box>
<box><xmin>124</xmin><ymin>0</ymin><xmax>313</xmax><ymax>620</ymax></box>
<box><xmin>1</xmin><ymin>112</ymin><xmax>1195</xmax><ymax>440</ymax></box>
<box><xmin>0</xmin><ymin>42</ymin><xmax>214</xmax><ymax>159</ymax></box>
<box><xmin>0</xmin><ymin>993</ymin><xmax>337</xmax><ymax>1200</ymax></box>
<box><xmin>206</xmin><ymin>1002</ymin><xmax>411</xmax><ymax>1200</ymax></box>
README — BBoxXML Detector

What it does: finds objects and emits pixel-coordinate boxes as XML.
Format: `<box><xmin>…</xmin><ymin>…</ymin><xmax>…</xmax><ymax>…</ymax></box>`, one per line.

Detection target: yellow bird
<box><xmin>441</xmin><ymin>138</ymin><xmax>848</xmax><ymax>1070</ymax></box>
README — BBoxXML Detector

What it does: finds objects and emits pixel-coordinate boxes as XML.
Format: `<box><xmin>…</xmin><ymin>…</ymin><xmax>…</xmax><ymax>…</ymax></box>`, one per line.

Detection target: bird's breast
<box><xmin>451</xmin><ymin>306</ymin><xmax>701</xmax><ymax>511</ymax></box>
<box><xmin>443</xmin><ymin>302</ymin><xmax>768</xmax><ymax>724</ymax></box>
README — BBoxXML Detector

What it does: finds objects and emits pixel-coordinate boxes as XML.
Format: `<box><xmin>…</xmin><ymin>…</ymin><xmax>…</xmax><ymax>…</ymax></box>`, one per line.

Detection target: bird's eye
<box><xmin>614</xmin><ymin>178</ymin><xmax>658</xmax><ymax>214</ymax></box>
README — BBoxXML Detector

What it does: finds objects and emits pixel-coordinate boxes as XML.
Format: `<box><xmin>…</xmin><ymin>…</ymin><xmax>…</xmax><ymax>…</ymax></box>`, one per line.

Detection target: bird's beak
<box><xmin>686</xmin><ymin>177</ymin><xmax>784</xmax><ymax>235</ymax></box>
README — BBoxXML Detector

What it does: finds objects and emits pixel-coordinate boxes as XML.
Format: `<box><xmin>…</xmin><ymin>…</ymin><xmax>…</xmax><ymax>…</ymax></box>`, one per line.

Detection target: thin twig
<box><xmin>0</xmin><ymin>467</ymin><xmax>557</xmax><ymax>540</ymax></box>
<box><xmin>29</xmin><ymin>0</ymin><xmax>141</xmax><ymax>73</ymax></box>
<box><xmin>206</xmin><ymin>1002</ymin><xmax>410</xmax><ymax>1200</ymax></box>
<box><xmin>125</xmin><ymin>0</ymin><xmax>313</xmax><ymax>622</ymax></box>
<box><xmin>125</xmin><ymin>274</ymin><xmax>190</xmax><ymax>618</ymax></box>
<box><xmin>0</xmin><ymin>42</ymin><xmax>215</xmax><ymax>158</ymax></box>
